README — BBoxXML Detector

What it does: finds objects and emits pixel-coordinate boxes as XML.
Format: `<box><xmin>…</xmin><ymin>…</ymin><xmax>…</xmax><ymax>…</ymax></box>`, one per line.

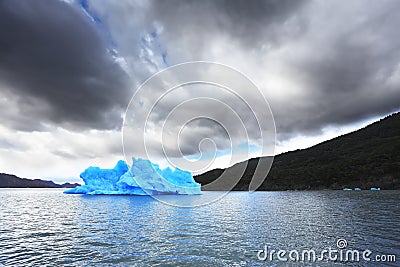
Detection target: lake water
<box><xmin>0</xmin><ymin>189</ymin><xmax>399</xmax><ymax>266</ymax></box>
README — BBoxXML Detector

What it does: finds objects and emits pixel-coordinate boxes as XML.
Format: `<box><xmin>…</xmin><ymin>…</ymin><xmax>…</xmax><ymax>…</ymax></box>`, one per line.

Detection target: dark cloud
<box><xmin>138</xmin><ymin>0</ymin><xmax>399</xmax><ymax>151</ymax></box>
<box><xmin>1</xmin><ymin>0</ymin><xmax>400</xmax><ymax>165</ymax></box>
<box><xmin>148</xmin><ymin>0</ymin><xmax>308</xmax><ymax>54</ymax></box>
<box><xmin>209</xmin><ymin>0</ymin><xmax>309</xmax><ymax>46</ymax></box>
<box><xmin>271</xmin><ymin>1</ymin><xmax>400</xmax><ymax>137</ymax></box>
<box><xmin>0</xmin><ymin>0</ymin><xmax>131</xmax><ymax>131</ymax></box>
<box><xmin>142</xmin><ymin>0</ymin><xmax>400</xmax><ymax>142</ymax></box>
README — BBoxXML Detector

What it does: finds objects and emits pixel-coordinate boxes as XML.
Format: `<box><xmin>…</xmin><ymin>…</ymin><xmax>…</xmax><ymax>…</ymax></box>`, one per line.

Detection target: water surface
<box><xmin>0</xmin><ymin>189</ymin><xmax>399</xmax><ymax>266</ymax></box>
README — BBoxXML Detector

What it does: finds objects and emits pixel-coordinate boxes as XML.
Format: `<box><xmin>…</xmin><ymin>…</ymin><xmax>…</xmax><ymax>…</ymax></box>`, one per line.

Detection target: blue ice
<box><xmin>64</xmin><ymin>158</ymin><xmax>201</xmax><ymax>195</ymax></box>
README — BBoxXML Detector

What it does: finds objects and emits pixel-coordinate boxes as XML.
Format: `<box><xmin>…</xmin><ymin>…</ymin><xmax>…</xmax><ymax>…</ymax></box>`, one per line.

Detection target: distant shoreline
<box><xmin>0</xmin><ymin>173</ymin><xmax>79</xmax><ymax>189</ymax></box>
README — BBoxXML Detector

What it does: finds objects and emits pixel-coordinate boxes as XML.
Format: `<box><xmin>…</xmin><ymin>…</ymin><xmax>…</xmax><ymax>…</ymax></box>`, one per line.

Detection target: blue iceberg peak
<box><xmin>64</xmin><ymin>158</ymin><xmax>201</xmax><ymax>195</ymax></box>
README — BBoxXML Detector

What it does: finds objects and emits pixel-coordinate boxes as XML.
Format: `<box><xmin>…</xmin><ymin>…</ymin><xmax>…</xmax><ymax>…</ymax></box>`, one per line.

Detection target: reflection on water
<box><xmin>0</xmin><ymin>189</ymin><xmax>399</xmax><ymax>266</ymax></box>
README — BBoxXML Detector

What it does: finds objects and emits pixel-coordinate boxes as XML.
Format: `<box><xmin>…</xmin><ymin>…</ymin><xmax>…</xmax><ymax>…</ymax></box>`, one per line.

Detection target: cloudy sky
<box><xmin>0</xmin><ymin>0</ymin><xmax>399</xmax><ymax>182</ymax></box>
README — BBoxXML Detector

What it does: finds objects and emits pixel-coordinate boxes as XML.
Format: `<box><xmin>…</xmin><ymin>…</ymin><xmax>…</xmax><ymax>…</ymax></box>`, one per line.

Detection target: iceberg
<box><xmin>64</xmin><ymin>158</ymin><xmax>201</xmax><ymax>195</ymax></box>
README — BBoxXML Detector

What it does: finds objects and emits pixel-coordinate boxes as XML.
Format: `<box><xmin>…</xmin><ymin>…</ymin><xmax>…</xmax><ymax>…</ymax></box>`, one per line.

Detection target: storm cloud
<box><xmin>152</xmin><ymin>0</ymin><xmax>400</xmax><ymax>136</ymax></box>
<box><xmin>0</xmin><ymin>0</ymin><xmax>400</xmax><ymax>179</ymax></box>
<box><xmin>0</xmin><ymin>0</ymin><xmax>130</xmax><ymax>131</ymax></box>
<box><xmin>89</xmin><ymin>0</ymin><xmax>400</xmax><ymax>137</ymax></box>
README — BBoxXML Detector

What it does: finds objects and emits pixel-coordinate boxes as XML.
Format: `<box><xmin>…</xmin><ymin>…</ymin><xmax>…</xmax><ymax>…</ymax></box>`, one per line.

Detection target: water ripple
<box><xmin>0</xmin><ymin>189</ymin><xmax>399</xmax><ymax>266</ymax></box>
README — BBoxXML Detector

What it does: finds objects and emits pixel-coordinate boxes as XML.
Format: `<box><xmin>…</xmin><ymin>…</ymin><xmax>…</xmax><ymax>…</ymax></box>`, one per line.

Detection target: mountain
<box><xmin>195</xmin><ymin>112</ymin><xmax>400</xmax><ymax>190</ymax></box>
<box><xmin>0</xmin><ymin>173</ymin><xmax>80</xmax><ymax>188</ymax></box>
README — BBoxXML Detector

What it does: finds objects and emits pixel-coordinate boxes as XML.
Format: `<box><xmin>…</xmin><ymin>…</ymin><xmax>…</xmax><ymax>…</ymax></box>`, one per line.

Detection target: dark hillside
<box><xmin>195</xmin><ymin>113</ymin><xmax>400</xmax><ymax>190</ymax></box>
<box><xmin>0</xmin><ymin>173</ymin><xmax>79</xmax><ymax>188</ymax></box>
